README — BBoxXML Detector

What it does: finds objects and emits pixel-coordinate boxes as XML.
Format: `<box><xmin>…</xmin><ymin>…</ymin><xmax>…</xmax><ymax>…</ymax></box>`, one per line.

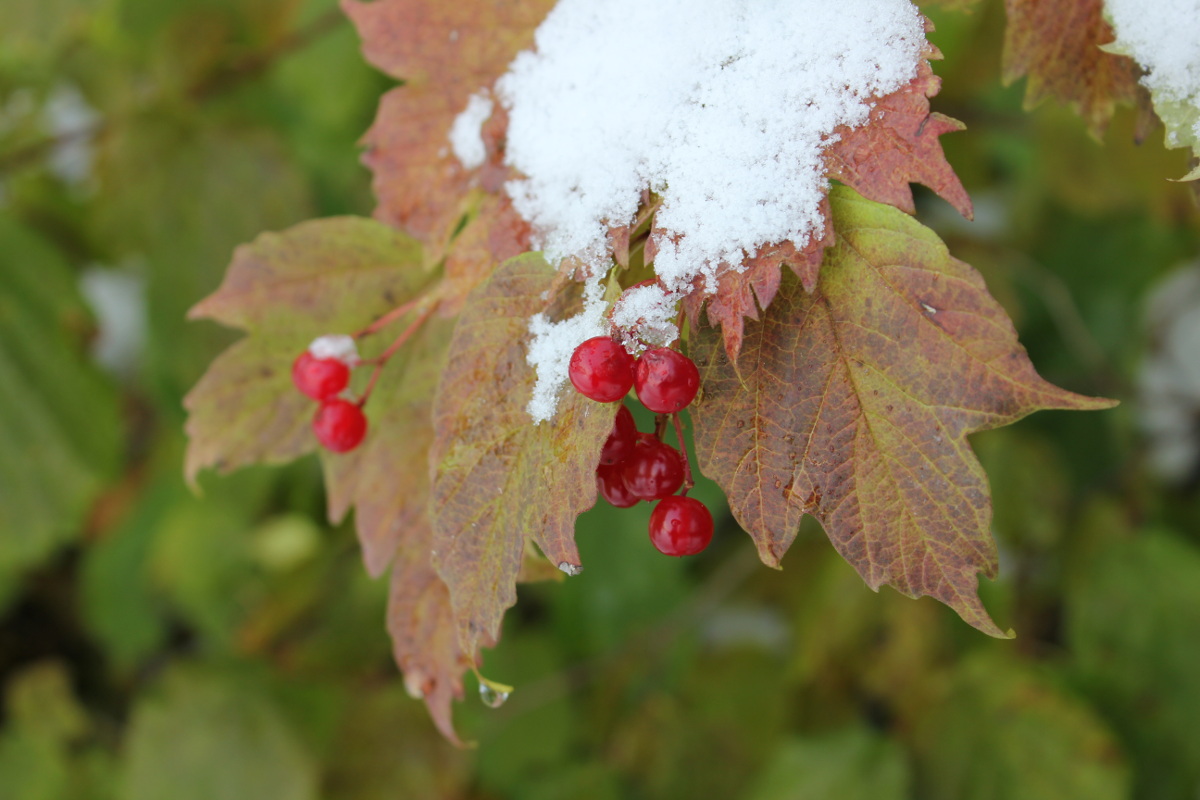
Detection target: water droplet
<box><xmin>479</xmin><ymin>681</ymin><xmax>511</xmax><ymax>709</ymax></box>
<box><xmin>773</xmin><ymin>478</ymin><xmax>781</xmax><ymax>488</ymax></box>
<box><xmin>558</xmin><ymin>561</ymin><xmax>583</xmax><ymax>576</ymax></box>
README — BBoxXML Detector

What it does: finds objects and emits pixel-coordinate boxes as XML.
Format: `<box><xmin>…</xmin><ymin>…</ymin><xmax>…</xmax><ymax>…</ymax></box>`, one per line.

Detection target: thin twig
<box><xmin>672</xmin><ymin>412</ymin><xmax>695</xmax><ymax>492</ymax></box>
<box><xmin>358</xmin><ymin>303</ymin><xmax>438</xmax><ymax>406</ymax></box>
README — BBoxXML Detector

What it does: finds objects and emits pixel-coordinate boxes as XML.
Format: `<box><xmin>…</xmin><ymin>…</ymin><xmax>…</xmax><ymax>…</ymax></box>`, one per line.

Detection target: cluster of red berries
<box><xmin>569</xmin><ymin>336</ymin><xmax>714</xmax><ymax>557</ymax></box>
<box><xmin>291</xmin><ymin>336</ymin><xmax>367</xmax><ymax>453</ymax></box>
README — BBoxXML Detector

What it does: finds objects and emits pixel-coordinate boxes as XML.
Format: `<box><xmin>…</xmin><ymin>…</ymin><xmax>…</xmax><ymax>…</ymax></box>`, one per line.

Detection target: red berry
<box><xmin>649</xmin><ymin>496</ymin><xmax>713</xmax><ymax>556</ymax></box>
<box><xmin>622</xmin><ymin>438</ymin><xmax>685</xmax><ymax>501</ymax></box>
<box><xmin>293</xmin><ymin>351</ymin><xmax>351</xmax><ymax>401</ymax></box>
<box><xmin>634</xmin><ymin>347</ymin><xmax>700</xmax><ymax>413</ymax></box>
<box><xmin>569</xmin><ymin>337</ymin><xmax>636</xmax><ymax>402</ymax></box>
<box><xmin>313</xmin><ymin>399</ymin><xmax>367</xmax><ymax>453</ymax></box>
<box><xmin>599</xmin><ymin>405</ymin><xmax>637</xmax><ymax>466</ymax></box>
<box><xmin>596</xmin><ymin>463</ymin><xmax>639</xmax><ymax>508</ymax></box>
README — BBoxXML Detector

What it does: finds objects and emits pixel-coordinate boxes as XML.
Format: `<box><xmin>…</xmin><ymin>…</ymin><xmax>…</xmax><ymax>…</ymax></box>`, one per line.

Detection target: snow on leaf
<box><xmin>1103</xmin><ymin>0</ymin><xmax>1200</xmax><ymax>181</ymax></box>
<box><xmin>429</xmin><ymin>253</ymin><xmax>615</xmax><ymax>656</ymax></box>
<box><xmin>690</xmin><ymin>186</ymin><xmax>1114</xmax><ymax>637</ymax></box>
<box><xmin>822</xmin><ymin>47</ymin><xmax>973</xmax><ymax>222</ymax></box>
<box><xmin>343</xmin><ymin>0</ymin><xmax>550</xmax><ymax>253</ymax></box>
<box><xmin>1002</xmin><ymin>0</ymin><xmax>1142</xmax><ymax>139</ymax></box>
<box><xmin>694</xmin><ymin>40</ymin><xmax>971</xmax><ymax>364</ymax></box>
<box><xmin>184</xmin><ymin>217</ymin><xmax>429</xmax><ymax>483</ymax></box>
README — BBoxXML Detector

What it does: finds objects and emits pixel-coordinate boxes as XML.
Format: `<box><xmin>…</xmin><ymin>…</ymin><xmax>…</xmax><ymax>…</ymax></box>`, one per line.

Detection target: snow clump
<box><xmin>450</xmin><ymin>0</ymin><xmax>929</xmax><ymax>421</ymax></box>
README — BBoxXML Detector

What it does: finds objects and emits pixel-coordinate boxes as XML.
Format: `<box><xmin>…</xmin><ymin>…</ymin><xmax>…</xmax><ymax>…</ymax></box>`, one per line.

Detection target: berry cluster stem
<box><xmin>354</xmin><ymin>294</ymin><xmax>429</xmax><ymax>340</ymax></box>
<box><xmin>671</xmin><ymin>412</ymin><xmax>694</xmax><ymax>493</ymax></box>
<box><xmin>358</xmin><ymin>301</ymin><xmax>439</xmax><ymax>406</ymax></box>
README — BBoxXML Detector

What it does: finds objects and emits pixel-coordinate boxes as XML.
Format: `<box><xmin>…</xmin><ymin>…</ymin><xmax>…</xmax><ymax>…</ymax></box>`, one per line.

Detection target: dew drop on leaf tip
<box><xmin>478</xmin><ymin>682</ymin><xmax>512</xmax><ymax>709</ymax></box>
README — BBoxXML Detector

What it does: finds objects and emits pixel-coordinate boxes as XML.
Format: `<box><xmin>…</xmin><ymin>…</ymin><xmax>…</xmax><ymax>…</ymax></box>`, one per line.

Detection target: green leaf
<box><xmin>1066</xmin><ymin>528</ymin><xmax>1200</xmax><ymax>799</ymax></box>
<box><xmin>119</xmin><ymin>667</ymin><xmax>318</xmax><ymax>800</ymax></box>
<box><xmin>911</xmin><ymin>653</ymin><xmax>1129</xmax><ymax>800</ymax></box>
<box><xmin>0</xmin><ymin>216</ymin><xmax>120</xmax><ymax>598</ymax></box>
<box><xmin>94</xmin><ymin>120</ymin><xmax>314</xmax><ymax>404</ymax></box>
<box><xmin>743</xmin><ymin>726</ymin><xmax>911</xmax><ymax>800</ymax></box>
<box><xmin>690</xmin><ymin>185</ymin><xmax>1112</xmax><ymax>637</ymax></box>
<box><xmin>430</xmin><ymin>253</ymin><xmax>615</xmax><ymax>657</ymax></box>
<box><xmin>0</xmin><ymin>661</ymin><xmax>116</xmax><ymax>800</ymax></box>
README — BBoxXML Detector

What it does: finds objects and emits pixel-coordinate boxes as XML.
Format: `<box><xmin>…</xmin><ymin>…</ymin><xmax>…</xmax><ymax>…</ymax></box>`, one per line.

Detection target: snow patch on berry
<box><xmin>612</xmin><ymin>283</ymin><xmax>681</xmax><ymax>351</ymax></box>
<box><xmin>449</xmin><ymin>91</ymin><xmax>494</xmax><ymax>169</ymax></box>
<box><xmin>525</xmin><ymin>279</ymin><xmax>609</xmax><ymax>422</ymax></box>
<box><xmin>308</xmin><ymin>334</ymin><xmax>358</xmax><ymax>365</ymax></box>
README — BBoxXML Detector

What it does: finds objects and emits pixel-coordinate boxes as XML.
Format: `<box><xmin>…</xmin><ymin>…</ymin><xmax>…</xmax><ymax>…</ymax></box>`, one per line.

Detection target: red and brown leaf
<box><xmin>1002</xmin><ymin>0</ymin><xmax>1141</xmax><ymax>138</ymax></box>
<box><xmin>343</xmin><ymin>0</ymin><xmax>551</xmax><ymax>255</ymax></box>
<box><xmin>429</xmin><ymin>254</ymin><xmax>615</xmax><ymax>656</ymax></box>
<box><xmin>690</xmin><ymin>186</ymin><xmax>1113</xmax><ymax>636</ymax></box>
<box><xmin>822</xmin><ymin>48</ymin><xmax>973</xmax><ymax>221</ymax></box>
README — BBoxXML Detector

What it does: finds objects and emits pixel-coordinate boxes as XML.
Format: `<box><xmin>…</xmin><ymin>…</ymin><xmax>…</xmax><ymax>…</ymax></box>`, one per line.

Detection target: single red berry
<box><xmin>293</xmin><ymin>351</ymin><xmax>351</xmax><ymax>401</ymax></box>
<box><xmin>596</xmin><ymin>462</ymin><xmax>639</xmax><ymax>508</ymax></box>
<box><xmin>634</xmin><ymin>347</ymin><xmax>700</xmax><ymax>413</ymax></box>
<box><xmin>599</xmin><ymin>405</ymin><xmax>637</xmax><ymax>466</ymax></box>
<box><xmin>313</xmin><ymin>399</ymin><xmax>367</xmax><ymax>453</ymax></box>
<box><xmin>569</xmin><ymin>337</ymin><xmax>636</xmax><ymax>402</ymax></box>
<box><xmin>622</xmin><ymin>438</ymin><xmax>685</xmax><ymax>501</ymax></box>
<box><xmin>649</xmin><ymin>496</ymin><xmax>713</xmax><ymax>556</ymax></box>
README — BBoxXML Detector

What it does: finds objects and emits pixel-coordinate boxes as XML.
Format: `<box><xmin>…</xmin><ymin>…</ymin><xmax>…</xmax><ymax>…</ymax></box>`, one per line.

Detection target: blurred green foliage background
<box><xmin>1</xmin><ymin>0</ymin><xmax>1199</xmax><ymax>797</ymax></box>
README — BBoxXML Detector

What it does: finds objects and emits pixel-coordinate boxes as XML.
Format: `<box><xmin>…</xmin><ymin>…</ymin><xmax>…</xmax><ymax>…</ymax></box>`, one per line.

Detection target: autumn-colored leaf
<box><xmin>695</xmin><ymin>38</ymin><xmax>971</xmax><ymax>364</ymax></box>
<box><xmin>430</xmin><ymin>254</ymin><xmax>616</xmax><ymax>656</ymax></box>
<box><xmin>343</xmin><ymin>0</ymin><xmax>550</xmax><ymax>253</ymax></box>
<box><xmin>822</xmin><ymin>49</ymin><xmax>973</xmax><ymax>222</ymax></box>
<box><xmin>1002</xmin><ymin>0</ymin><xmax>1141</xmax><ymax>138</ymax></box>
<box><xmin>690</xmin><ymin>186</ymin><xmax>1113</xmax><ymax>637</ymax></box>
<box><xmin>184</xmin><ymin>217</ymin><xmax>431</xmax><ymax>482</ymax></box>
<box><xmin>184</xmin><ymin>217</ymin><xmax>477</xmax><ymax>740</ymax></box>
<box><xmin>386</xmin><ymin>524</ymin><xmax>473</xmax><ymax>746</ymax></box>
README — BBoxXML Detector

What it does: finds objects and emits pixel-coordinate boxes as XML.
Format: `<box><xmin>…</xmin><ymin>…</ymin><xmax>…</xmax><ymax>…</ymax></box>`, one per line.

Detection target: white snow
<box><xmin>309</xmin><ymin>334</ymin><xmax>359</xmax><ymax>365</ymax></box>
<box><xmin>449</xmin><ymin>92</ymin><xmax>494</xmax><ymax>170</ymax></box>
<box><xmin>524</xmin><ymin>279</ymin><xmax>608</xmax><ymax>421</ymax></box>
<box><xmin>451</xmin><ymin>0</ymin><xmax>929</xmax><ymax>420</ymax></box>
<box><xmin>1105</xmin><ymin>0</ymin><xmax>1200</xmax><ymax>146</ymax></box>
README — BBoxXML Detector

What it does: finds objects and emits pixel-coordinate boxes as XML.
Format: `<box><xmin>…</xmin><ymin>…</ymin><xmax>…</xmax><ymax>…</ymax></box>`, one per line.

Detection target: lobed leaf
<box><xmin>1002</xmin><ymin>0</ymin><xmax>1142</xmax><ymax>139</ymax></box>
<box><xmin>430</xmin><ymin>254</ymin><xmax>615</xmax><ymax>657</ymax></box>
<box><xmin>184</xmin><ymin>216</ymin><xmax>429</xmax><ymax>482</ymax></box>
<box><xmin>690</xmin><ymin>186</ymin><xmax>1113</xmax><ymax>636</ymax></box>
<box><xmin>343</xmin><ymin>0</ymin><xmax>550</xmax><ymax>256</ymax></box>
<box><xmin>185</xmin><ymin>217</ymin><xmax>477</xmax><ymax>738</ymax></box>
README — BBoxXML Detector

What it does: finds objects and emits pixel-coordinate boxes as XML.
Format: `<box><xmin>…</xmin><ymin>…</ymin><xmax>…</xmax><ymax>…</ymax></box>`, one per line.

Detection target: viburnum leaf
<box><xmin>694</xmin><ymin>37</ymin><xmax>973</xmax><ymax>363</ymax></box>
<box><xmin>1002</xmin><ymin>0</ymin><xmax>1142</xmax><ymax>138</ymax></box>
<box><xmin>690</xmin><ymin>186</ymin><xmax>1114</xmax><ymax>637</ymax></box>
<box><xmin>343</xmin><ymin>0</ymin><xmax>550</xmax><ymax>257</ymax></box>
<box><xmin>184</xmin><ymin>217</ymin><xmax>477</xmax><ymax>741</ymax></box>
<box><xmin>429</xmin><ymin>253</ymin><xmax>615</xmax><ymax>658</ymax></box>
<box><xmin>184</xmin><ymin>217</ymin><xmax>431</xmax><ymax>481</ymax></box>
